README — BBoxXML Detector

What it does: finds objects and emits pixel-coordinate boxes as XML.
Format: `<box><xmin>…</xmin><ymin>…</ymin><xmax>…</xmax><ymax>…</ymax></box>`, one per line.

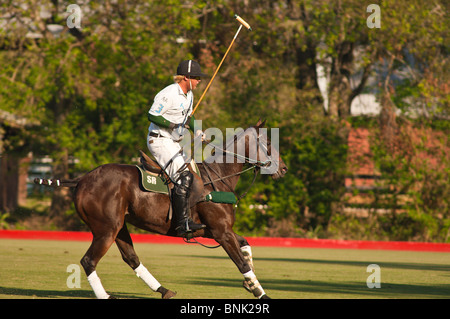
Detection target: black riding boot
<box><xmin>172</xmin><ymin>171</ymin><xmax>206</xmax><ymax>237</ymax></box>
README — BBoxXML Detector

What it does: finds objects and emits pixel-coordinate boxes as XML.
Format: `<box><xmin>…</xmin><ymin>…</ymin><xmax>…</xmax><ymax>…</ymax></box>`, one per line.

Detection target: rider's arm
<box><xmin>148</xmin><ymin>113</ymin><xmax>176</xmax><ymax>129</ymax></box>
<box><xmin>148</xmin><ymin>113</ymin><xmax>196</xmax><ymax>132</ymax></box>
<box><xmin>187</xmin><ymin>115</ymin><xmax>195</xmax><ymax>132</ymax></box>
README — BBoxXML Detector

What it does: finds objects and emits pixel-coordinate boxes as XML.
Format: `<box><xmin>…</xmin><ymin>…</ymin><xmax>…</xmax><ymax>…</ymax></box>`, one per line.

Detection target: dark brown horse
<box><xmin>35</xmin><ymin>120</ymin><xmax>287</xmax><ymax>299</ymax></box>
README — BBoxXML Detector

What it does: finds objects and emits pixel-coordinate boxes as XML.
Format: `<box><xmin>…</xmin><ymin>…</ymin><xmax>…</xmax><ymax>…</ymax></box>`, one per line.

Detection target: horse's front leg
<box><xmin>214</xmin><ymin>230</ymin><xmax>268</xmax><ymax>299</ymax></box>
<box><xmin>235</xmin><ymin>233</ymin><xmax>256</xmax><ymax>294</ymax></box>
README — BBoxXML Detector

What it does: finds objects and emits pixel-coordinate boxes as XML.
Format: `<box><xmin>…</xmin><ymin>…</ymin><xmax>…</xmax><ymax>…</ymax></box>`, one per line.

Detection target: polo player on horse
<box><xmin>146</xmin><ymin>60</ymin><xmax>208</xmax><ymax>237</ymax></box>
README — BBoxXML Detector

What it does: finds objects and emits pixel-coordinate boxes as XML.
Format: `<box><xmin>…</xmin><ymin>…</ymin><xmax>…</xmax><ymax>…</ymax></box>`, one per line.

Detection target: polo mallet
<box><xmin>190</xmin><ymin>14</ymin><xmax>252</xmax><ymax>117</ymax></box>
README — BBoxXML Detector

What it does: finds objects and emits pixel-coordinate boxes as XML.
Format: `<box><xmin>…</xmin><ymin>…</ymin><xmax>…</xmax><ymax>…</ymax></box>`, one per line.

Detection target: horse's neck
<box><xmin>201</xmin><ymin>160</ymin><xmax>244</xmax><ymax>191</ymax></box>
<box><xmin>201</xmin><ymin>129</ymin><xmax>255</xmax><ymax>190</ymax></box>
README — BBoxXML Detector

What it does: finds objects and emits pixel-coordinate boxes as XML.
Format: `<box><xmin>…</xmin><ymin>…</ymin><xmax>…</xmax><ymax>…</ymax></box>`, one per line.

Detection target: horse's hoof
<box><xmin>162</xmin><ymin>290</ymin><xmax>177</xmax><ymax>299</ymax></box>
<box><xmin>157</xmin><ymin>286</ymin><xmax>177</xmax><ymax>299</ymax></box>
<box><xmin>260</xmin><ymin>294</ymin><xmax>271</xmax><ymax>299</ymax></box>
<box><xmin>108</xmin><ymin>295</ymin><xmax>117</xmax><ymax>299</ymax></box>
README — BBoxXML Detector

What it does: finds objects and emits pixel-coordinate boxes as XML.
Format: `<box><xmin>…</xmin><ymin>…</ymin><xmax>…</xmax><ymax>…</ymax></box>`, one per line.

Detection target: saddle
<box><xmin>139</xmin><ymin>150</ymin><xmax>169</xmax><ymax>177</ymax></box>
<box><xmin>137</xmin><ymin>150</ymin><xmax>236</xmax><ymax>204</ymax></box>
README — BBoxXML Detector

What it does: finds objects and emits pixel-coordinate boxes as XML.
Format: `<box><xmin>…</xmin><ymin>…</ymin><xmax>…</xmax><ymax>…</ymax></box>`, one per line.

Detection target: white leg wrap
<box><xmin>87</xmin><ymin>271</ymin><xmax>110</xmax><ymax>299</ymax></box>
<box><xmin>243</xmin><ymin>270</ymin><xmax>256</xmax><ymax>280</ymax></box>
<box><xmin>134</xmin><ymin>263</ymin><xmax>161</xmax><ymax>292</ymax></box>
<box><xmin>240</xmin><ymin>245</ymin><xmax>255</xmax><ymax>272</ymax></box>
<box><xmin>243</xmin><ymin>270</ymin><xmax>266</xmax><ymax>298</ymax></box>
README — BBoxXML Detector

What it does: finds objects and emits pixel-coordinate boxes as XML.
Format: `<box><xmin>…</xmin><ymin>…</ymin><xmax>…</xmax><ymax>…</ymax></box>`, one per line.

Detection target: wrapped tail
<box><xmin>34</xmin><ymin>177</ymin><xmax>80</xmax><ymax>188</ymax></box>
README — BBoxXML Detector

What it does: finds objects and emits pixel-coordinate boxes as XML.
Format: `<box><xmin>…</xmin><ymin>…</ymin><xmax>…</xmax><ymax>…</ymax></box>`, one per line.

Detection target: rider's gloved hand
<box><xmin>195</xmin><ymin>130</ymin><xmax>206</xmax><ymax>141</ymax></box>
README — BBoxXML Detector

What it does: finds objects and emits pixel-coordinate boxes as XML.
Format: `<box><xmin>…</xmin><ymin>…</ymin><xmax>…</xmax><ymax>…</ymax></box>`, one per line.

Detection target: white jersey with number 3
<box><xmin>148</xmin><ymin>83</ymin><xmax>193</xmax><ymax>139</ymax></box>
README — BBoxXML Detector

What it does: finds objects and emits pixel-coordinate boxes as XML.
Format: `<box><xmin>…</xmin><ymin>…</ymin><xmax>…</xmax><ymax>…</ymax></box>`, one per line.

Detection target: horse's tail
<box><xmin>34</xmin><ymin>177</ymin><xmax>81</xmax><ymax>188</ymax></box>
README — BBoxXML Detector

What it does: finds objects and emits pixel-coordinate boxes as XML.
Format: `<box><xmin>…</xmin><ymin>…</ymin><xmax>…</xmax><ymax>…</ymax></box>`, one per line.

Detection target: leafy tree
<box><xmin>0</xmin><ymin>1</ymin><xmax>448</xmax><ymax>239</ymax></box>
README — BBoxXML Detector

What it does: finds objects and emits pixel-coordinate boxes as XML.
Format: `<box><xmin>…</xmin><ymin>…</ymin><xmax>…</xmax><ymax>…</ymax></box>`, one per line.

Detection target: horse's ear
<box><xmin>256</xmin><ymin>118</ymin><xmax>266</xmax><ymax>128</ymax></box>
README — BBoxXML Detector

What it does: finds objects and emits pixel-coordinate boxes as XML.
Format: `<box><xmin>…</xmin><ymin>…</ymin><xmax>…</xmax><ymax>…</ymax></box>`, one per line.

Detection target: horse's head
<box><xmin>228</xmin><ymin>119</ymin><xmax>288</xmax><ymax>180</ymax></box>
<box><xmin>253</xmin><ymin>119</ymin><xmax>288</xmax><ymax>180</ymax></box>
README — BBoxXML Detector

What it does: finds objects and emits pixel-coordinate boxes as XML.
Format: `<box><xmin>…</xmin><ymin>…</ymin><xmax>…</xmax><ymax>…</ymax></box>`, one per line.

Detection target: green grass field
<box><xmin>0</xmin><ymin>238</ymin><xmax>449</xmax><ymax>299</ymax></box>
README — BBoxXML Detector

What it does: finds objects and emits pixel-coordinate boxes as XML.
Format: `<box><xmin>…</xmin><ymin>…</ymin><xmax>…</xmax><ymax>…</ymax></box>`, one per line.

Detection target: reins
<box><xmin>203</xmin><ymin>164</ymin><xmax>257</xmax><ymax>186</ymax></box>
<box><xmin>183</xmin><ymin>236</ymin><xmax>222</xmax><ymax>249</ymax></box>
<box><xmin>202</xmin><ymin>161</ymin><xmax>260</xmax><ymax>202</ymax></box>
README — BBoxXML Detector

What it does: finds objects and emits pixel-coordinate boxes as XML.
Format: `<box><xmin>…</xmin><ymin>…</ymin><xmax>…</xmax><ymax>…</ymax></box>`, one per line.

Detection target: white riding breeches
<box><xmin>147</xmin><ymin>135</ymin><xmax>189</xmax><ymax>183</ymax></box>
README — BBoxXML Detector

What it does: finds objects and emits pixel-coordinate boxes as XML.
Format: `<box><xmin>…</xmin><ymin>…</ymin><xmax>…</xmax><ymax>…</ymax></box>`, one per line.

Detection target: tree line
<box><xmin>0</xmin><ymin>1</ymin><xmax>448</xmax><ymax>241</ymax></box>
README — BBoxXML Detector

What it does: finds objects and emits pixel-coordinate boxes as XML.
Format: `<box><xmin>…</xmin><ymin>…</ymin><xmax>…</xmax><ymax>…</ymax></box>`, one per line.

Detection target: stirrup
<box><xmin>176</xmin><ymin>226</ymin><xmax>194</xmax><ymax>239</ymax></box>
<box><xmin>183</xmin><ymin>231</ymin><xmax>194</xmax><ymax>240</ymax></box>
<box><xmin>176</xmin><ymin>219</ymin><xmax>205</xmax><ymax>238</ymax></box>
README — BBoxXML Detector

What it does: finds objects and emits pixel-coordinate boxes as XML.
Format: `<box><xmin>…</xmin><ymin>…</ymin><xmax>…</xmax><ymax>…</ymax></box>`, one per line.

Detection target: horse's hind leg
<box><xmin>80</xmin><ymin>234</ymin><xmax>117</xmax><ymax>299</ymax></box>
<box><xmin>115</xmin><ymin>225</ymin><xmax>176</xmax><ymax>299</ymax></box>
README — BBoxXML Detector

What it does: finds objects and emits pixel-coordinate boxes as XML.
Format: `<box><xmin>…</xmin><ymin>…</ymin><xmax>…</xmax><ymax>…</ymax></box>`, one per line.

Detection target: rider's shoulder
<box><xmin>155</xmin><ymin>83</ymin><xmax>178</xmax><ymax>101</ymax></box>
<box><xmin>161</xmin><ymin>83</ymin><xmax>180</xmax><ymax>95</ymax></box>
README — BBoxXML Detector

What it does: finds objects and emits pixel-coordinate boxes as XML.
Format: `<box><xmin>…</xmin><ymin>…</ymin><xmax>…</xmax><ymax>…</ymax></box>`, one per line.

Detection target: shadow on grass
<box><xmin>0</xmin><ymin>286</ymin><xmax>151</xmax><ymax>299</ymax></box>
<box><xmin>185</xmin><ymin>255</ymin><xmax>450</xmax><ymax>298</ymax></box>
<box><xmin>186</xmin><ymin>277</ymin><xmax>450</xmax><ymax>298</ymax></box>
<box><xmin>189</xmin><ymin>255</ymin><xmax>450</xmax><ymax>272</ymax></box>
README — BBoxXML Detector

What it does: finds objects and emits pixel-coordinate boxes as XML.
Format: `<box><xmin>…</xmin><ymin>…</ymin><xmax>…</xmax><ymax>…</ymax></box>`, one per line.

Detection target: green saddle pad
<box><xmin>135</xmin><ymin>160</ymin><xmax>201</xmax><ymax>194</ymax></box>
<box><xmin>135</xmin><ymin>164</ymin><xmax>236</xmax><ymax>205</ymax></box>
<box><xmin>135</xmin><ymin>165</ymin><xmax>170</xmax><ymax>194</ymax></box>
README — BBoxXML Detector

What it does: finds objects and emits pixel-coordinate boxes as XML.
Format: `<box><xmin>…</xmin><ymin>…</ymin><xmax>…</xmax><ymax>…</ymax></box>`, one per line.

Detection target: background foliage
<box><xmin>0</xmin><ymin>1</ymin><xmax>448</xmax><ymax>241</ymax></box>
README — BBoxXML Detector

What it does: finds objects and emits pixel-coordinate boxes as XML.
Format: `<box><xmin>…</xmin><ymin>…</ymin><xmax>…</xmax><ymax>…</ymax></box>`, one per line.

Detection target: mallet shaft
<box><xmin>191</xmin><ymin>26</ymin><xmax>242</xmax><ymax>116</ymax></box>
<box><xmin>190</xmin><ymin>15</ymin><xmax>251</xmax><ymax>117</ymax></box>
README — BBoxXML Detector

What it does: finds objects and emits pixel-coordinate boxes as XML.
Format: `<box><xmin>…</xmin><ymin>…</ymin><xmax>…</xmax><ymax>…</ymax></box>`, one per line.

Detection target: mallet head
<box><xmin>235</xmin><ymin>14</ymin><xmax>252</xmax><ymax>31</ymax></box>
